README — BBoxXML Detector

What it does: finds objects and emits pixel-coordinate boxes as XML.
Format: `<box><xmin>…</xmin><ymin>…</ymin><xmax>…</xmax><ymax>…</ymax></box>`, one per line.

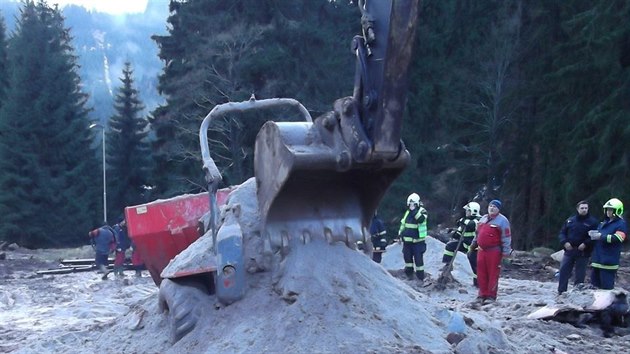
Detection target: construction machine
<box><xmin>125</xmin><ymin>0</ymin><xmax>420</xmax><ymax>343</ymax></box>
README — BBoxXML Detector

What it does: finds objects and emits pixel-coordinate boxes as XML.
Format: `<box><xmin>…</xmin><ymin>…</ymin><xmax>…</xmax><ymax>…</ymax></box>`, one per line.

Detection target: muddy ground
<box><xmin>1</xmin><ymin>240</ymin><xmax>629</xmax><ymax>354</ymax></box>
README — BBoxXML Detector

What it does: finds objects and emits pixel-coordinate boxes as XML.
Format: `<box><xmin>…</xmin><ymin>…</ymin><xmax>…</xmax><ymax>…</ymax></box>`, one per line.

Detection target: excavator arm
<box><xmin>348</xmin><ymin>0</ymin><xmax>419</xmax><ymax>162</ymax></box>
<box><xmin>198</xmin><ymin>1</ymin><xmax>420</xmax><ymax>255</ymax></box>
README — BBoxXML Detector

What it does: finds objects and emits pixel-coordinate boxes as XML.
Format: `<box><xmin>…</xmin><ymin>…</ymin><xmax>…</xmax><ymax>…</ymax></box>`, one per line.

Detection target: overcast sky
<box><xmin>43</xmin><ymin>0</ymin><xmax>152</xmax><ymax>14</ymax></box>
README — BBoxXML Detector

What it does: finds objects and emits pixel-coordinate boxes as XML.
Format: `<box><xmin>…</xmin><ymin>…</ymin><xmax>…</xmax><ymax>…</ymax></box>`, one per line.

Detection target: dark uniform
<box><xmin>443</xmin><ymin>215</ymin><xmax>479</xmax><ymax>283</ymax></box>
<box><xmin>370</xmin><ymin>215</ymin><xmax>387</xmax><ymax>263</ymax></box>
<box><xmin>557</xmin><ymin>212</ymin><xmax>598</xmax><ymax>294</ymax></box>
<box><xmin>591</xmin><ymin>216</ymin><xmax>627</xmax><ymax>289</ymax></box>
<box><xmin>113</xmin><ymin>221</ymin><xmax>131</xmax><ymax>277</ymax></box>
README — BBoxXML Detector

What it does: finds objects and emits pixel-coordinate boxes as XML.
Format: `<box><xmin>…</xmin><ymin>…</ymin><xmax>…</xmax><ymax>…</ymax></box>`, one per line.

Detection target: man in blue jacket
<box><xmin>113</xmin><ymin>219</ymin><xmax>131</xmax><ymax>277</ymax></box>
<box><xmin>88</xmin><ymin>224</ymin><xmax>115</xmax><ymax>280</ymax></box>
<box><xmin>557</xmin><ymin>200</ymin><xmax>598</xmax><ymax>294</ymax></box>
<box><xmin>589</xmin><ymin>198</ymin><xmax>627</xmax><ymax>290</ymax></box>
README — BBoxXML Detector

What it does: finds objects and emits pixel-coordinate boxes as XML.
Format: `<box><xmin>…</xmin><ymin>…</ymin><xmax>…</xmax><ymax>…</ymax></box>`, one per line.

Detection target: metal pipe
<box><xmin>89</xmin><ymin>123</ymin><xmax>107</xmax><ymax>224</ymax></box>
<box><xmin>198</xmin><ymin>97</ymin><xmax>312</xmax><ymax>245</ymax></box>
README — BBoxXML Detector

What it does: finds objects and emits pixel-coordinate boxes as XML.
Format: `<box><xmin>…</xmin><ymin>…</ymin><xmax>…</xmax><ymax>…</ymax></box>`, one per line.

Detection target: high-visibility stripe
<box><xmin>472</xmin><ymin>273</ymin><xmax>477</xmax><ymax>279</ymax></box>
<box><xmin>591</xmin><ymin>262</ymin><xmax>619</xmax><ymax>270</ymax></box>
<box><xmin>402</xmin><ymin>237</ymin><xmax>424</xmax><ymax>243</ymax></box>
<box><xmin>405</xmin><ymin>263</ymin><xmax>414</xmax><ymax>267</ymax></box>
<box><xmin>463</xmin><ymin>232</ymin><xmax>476</xmax><ymax>237</ymax></box>
<box><xmin>377</xmin><ymin>230</ymin><xmax>386</xmax><ymax>236</ymax></box>
<box><xmin>463</xmin><ymin>243</ymin><xmax>470</xmax><ymax>250</ymax></box>
<box><xmin>415</xmin><ymin>265</ymin><xmax>424</xmax><ymax>271</ymax></box>
<box><xmin>444</xmin><ymin>250</ymin><xmax>455</xmax><ymax>257</ymax></box>
<box><xmin>404</xmin><ymin>223</ymin><xmax>419</xmax><ymax>229</ymax></box>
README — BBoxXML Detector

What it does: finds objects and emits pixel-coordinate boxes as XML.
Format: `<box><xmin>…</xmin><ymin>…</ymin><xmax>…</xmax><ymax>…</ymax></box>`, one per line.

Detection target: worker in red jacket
<box><xmin>470</xmin><ymin>199</ymin><xmax>512</xmax><ymax>304</ymax></box>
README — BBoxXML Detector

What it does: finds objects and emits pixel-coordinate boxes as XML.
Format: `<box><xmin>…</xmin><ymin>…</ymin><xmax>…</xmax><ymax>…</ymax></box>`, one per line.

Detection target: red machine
<box><xmin>125</xmin><ymin>190</ymin><xmax>231</xmax><ymax>286</ymax></box>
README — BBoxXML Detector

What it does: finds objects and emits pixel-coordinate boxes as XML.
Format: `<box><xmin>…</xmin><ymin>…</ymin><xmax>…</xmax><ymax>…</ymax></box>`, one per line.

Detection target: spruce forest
<box><xmin>0</xmin><ymin>0</ymin><xmax>629</xmax><ymax>250</ymax></box>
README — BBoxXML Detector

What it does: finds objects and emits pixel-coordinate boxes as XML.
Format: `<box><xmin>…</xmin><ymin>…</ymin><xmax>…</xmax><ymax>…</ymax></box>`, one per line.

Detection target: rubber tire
<box><xmin>158</xmin><ymin>278</ymin><xmax>211</xmax><ymax>343</ymax></box>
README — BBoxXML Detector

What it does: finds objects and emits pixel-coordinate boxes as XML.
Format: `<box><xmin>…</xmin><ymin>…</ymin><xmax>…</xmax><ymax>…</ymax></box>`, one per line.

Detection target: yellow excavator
<box><xmin>145</xmin><ymin>0</ymin><xmax>420</xmax><ymax>343</ymax></box>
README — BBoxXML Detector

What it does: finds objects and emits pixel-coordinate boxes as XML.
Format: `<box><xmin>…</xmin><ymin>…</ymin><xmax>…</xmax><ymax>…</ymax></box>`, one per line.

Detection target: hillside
<box><xmin>0</xmin><ymin>0</ymin><xmax>168</xmax><ymax>121</ymax></box>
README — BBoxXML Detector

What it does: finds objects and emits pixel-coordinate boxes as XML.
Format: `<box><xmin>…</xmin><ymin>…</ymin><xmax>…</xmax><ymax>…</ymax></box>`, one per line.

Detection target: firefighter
<box><xmin>442</xmin><ymin>202</ymin><xmax>480</xmax><ymax>286</ymax></box>
<box><xmin>589</xmin><ymin>198</ymin><xmax>627</xmax><ymax>290</ymax></box>
<box><xmin>398</xmin><ymin>193</ymin><xmax>428</xmax><ymax>280</ymax></box>
<box><xmin>470</xmin><ymin>199</ymin><xmax>512</xmax><ymax>303</ymax></box>
<box><xmin>370</xmin><ymin>211</ymin><xmax>387</xmax><ymax>263</ymax></box>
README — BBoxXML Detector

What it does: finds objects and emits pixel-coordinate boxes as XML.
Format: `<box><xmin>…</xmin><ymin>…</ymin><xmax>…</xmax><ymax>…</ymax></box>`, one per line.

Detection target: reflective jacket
<box><xmin>399</xmin><ymin>207</ymin><xmax>428</xmax><ymax>243</ymax></box>
<box><xmin>591</xmin><ymin>217</ymin><xmax>627</xmax><ymax>270</ymax></box>
<box><xmin>454</xmin><ymin>216</ymin><xmax>479</xmax><ymax>250</ymax></box>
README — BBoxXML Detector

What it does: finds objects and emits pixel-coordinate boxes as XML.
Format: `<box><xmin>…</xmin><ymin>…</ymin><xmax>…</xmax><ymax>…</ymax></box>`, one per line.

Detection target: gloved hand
<box><xmin>588</xmin><ymin>230</ymin><xmax>602</xmax><ymax>240</ymax></box>
<box><xmin>578</xmin><ymin>243</ymin><xmax>586</xmax><ymax>251</ymax></box>
<box><xmin>468</xmin><ymin>242</ymin><xmax>478</xmax><ymax>252</ymax></box>
<box><xmin>116</xmin><ymin>248</ymin><xmax>122</xmax><ymax>252</ymax></box>
<box><xmin>564</xmin><ymin>242</ymin><xmax>573</xmax><ymax>251</ymax></box>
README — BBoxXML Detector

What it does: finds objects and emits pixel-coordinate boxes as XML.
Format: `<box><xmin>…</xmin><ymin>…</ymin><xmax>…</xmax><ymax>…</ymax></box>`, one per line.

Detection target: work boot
<box><xmin>473</xmin><ymin>278</ymin><xmax>478</xmax><ymax>288</ymax></box>
<box><xmin>416</xmin><ymin>271</ymin><xmax>424</xmax><ymax>281</ymax></box>
<box><xmin>481</xmin><ymin>297</ymin><xmax>496</xmax><ymax>305</ymax></box>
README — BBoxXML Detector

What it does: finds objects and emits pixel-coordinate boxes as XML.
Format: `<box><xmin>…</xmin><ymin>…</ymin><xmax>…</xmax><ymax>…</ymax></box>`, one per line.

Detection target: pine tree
<box><xmin>0</xmin><ymin>1</ymin><xmax>100</xmax><ymax>247</ymax></box>
<box><xmin>107</xmin><ymin>62</ymin><xmax>152</xmax><ymax>217</ymax></box>
<box><xmin>0</xmin><ymin>14</ymin><xmax>8</xmax><ymax>108</ymax></box>
<box><xmin>150</xmin><ymin>0</ymin><xmax>356</xmax><ymax>196</ymax></box>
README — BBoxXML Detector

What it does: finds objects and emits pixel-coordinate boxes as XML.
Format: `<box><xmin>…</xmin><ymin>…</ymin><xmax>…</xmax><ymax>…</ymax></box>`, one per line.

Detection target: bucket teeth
<box><xmin>345</xmin><ymin>227</ymin><xmax>354</xmax><ymax>247</ymax></box>
<box><xmin>265</xmin><ymin>224</ymin><xmax>363</xmax><ymax>258</ymax></box>
<box><xmin>280</xmin><ymin>231</ymin><xmax>290</xmax><ymax>257</ymax></box>
<box><xmin>301</xmin><ymin>231</ymin><xmax>311</xmax><ymax>244</ymax></box>
<box><xmin>324</xmin><ymin>228</ymin><xmax>333</xmax><ymax>245</ymax></box>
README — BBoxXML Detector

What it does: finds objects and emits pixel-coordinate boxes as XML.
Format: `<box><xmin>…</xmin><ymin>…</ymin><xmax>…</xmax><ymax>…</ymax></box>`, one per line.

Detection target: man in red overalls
<box><xmin>470</xmin><ymin>199</ymin><xmax>512</xmax><ymax>304</ymax></box>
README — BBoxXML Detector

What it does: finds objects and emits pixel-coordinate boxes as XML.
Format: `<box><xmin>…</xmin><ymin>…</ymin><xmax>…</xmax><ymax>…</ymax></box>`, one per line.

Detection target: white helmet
<box><xmin>463</xmin><ymin>202</ymin><xmax>480</xmax><ymax>216</ymax></box>
<box><xmin>407</xmin><ymin>193</ymin><xmax>421</xmax><ymax>208</ymax></box>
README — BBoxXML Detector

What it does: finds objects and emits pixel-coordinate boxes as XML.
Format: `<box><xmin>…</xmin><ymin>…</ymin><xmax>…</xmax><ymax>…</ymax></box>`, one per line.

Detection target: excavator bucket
<box><xmin>254</xmin><ymin>114</ymin><xmax>409</xmax><ymax>251</ymax></box>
